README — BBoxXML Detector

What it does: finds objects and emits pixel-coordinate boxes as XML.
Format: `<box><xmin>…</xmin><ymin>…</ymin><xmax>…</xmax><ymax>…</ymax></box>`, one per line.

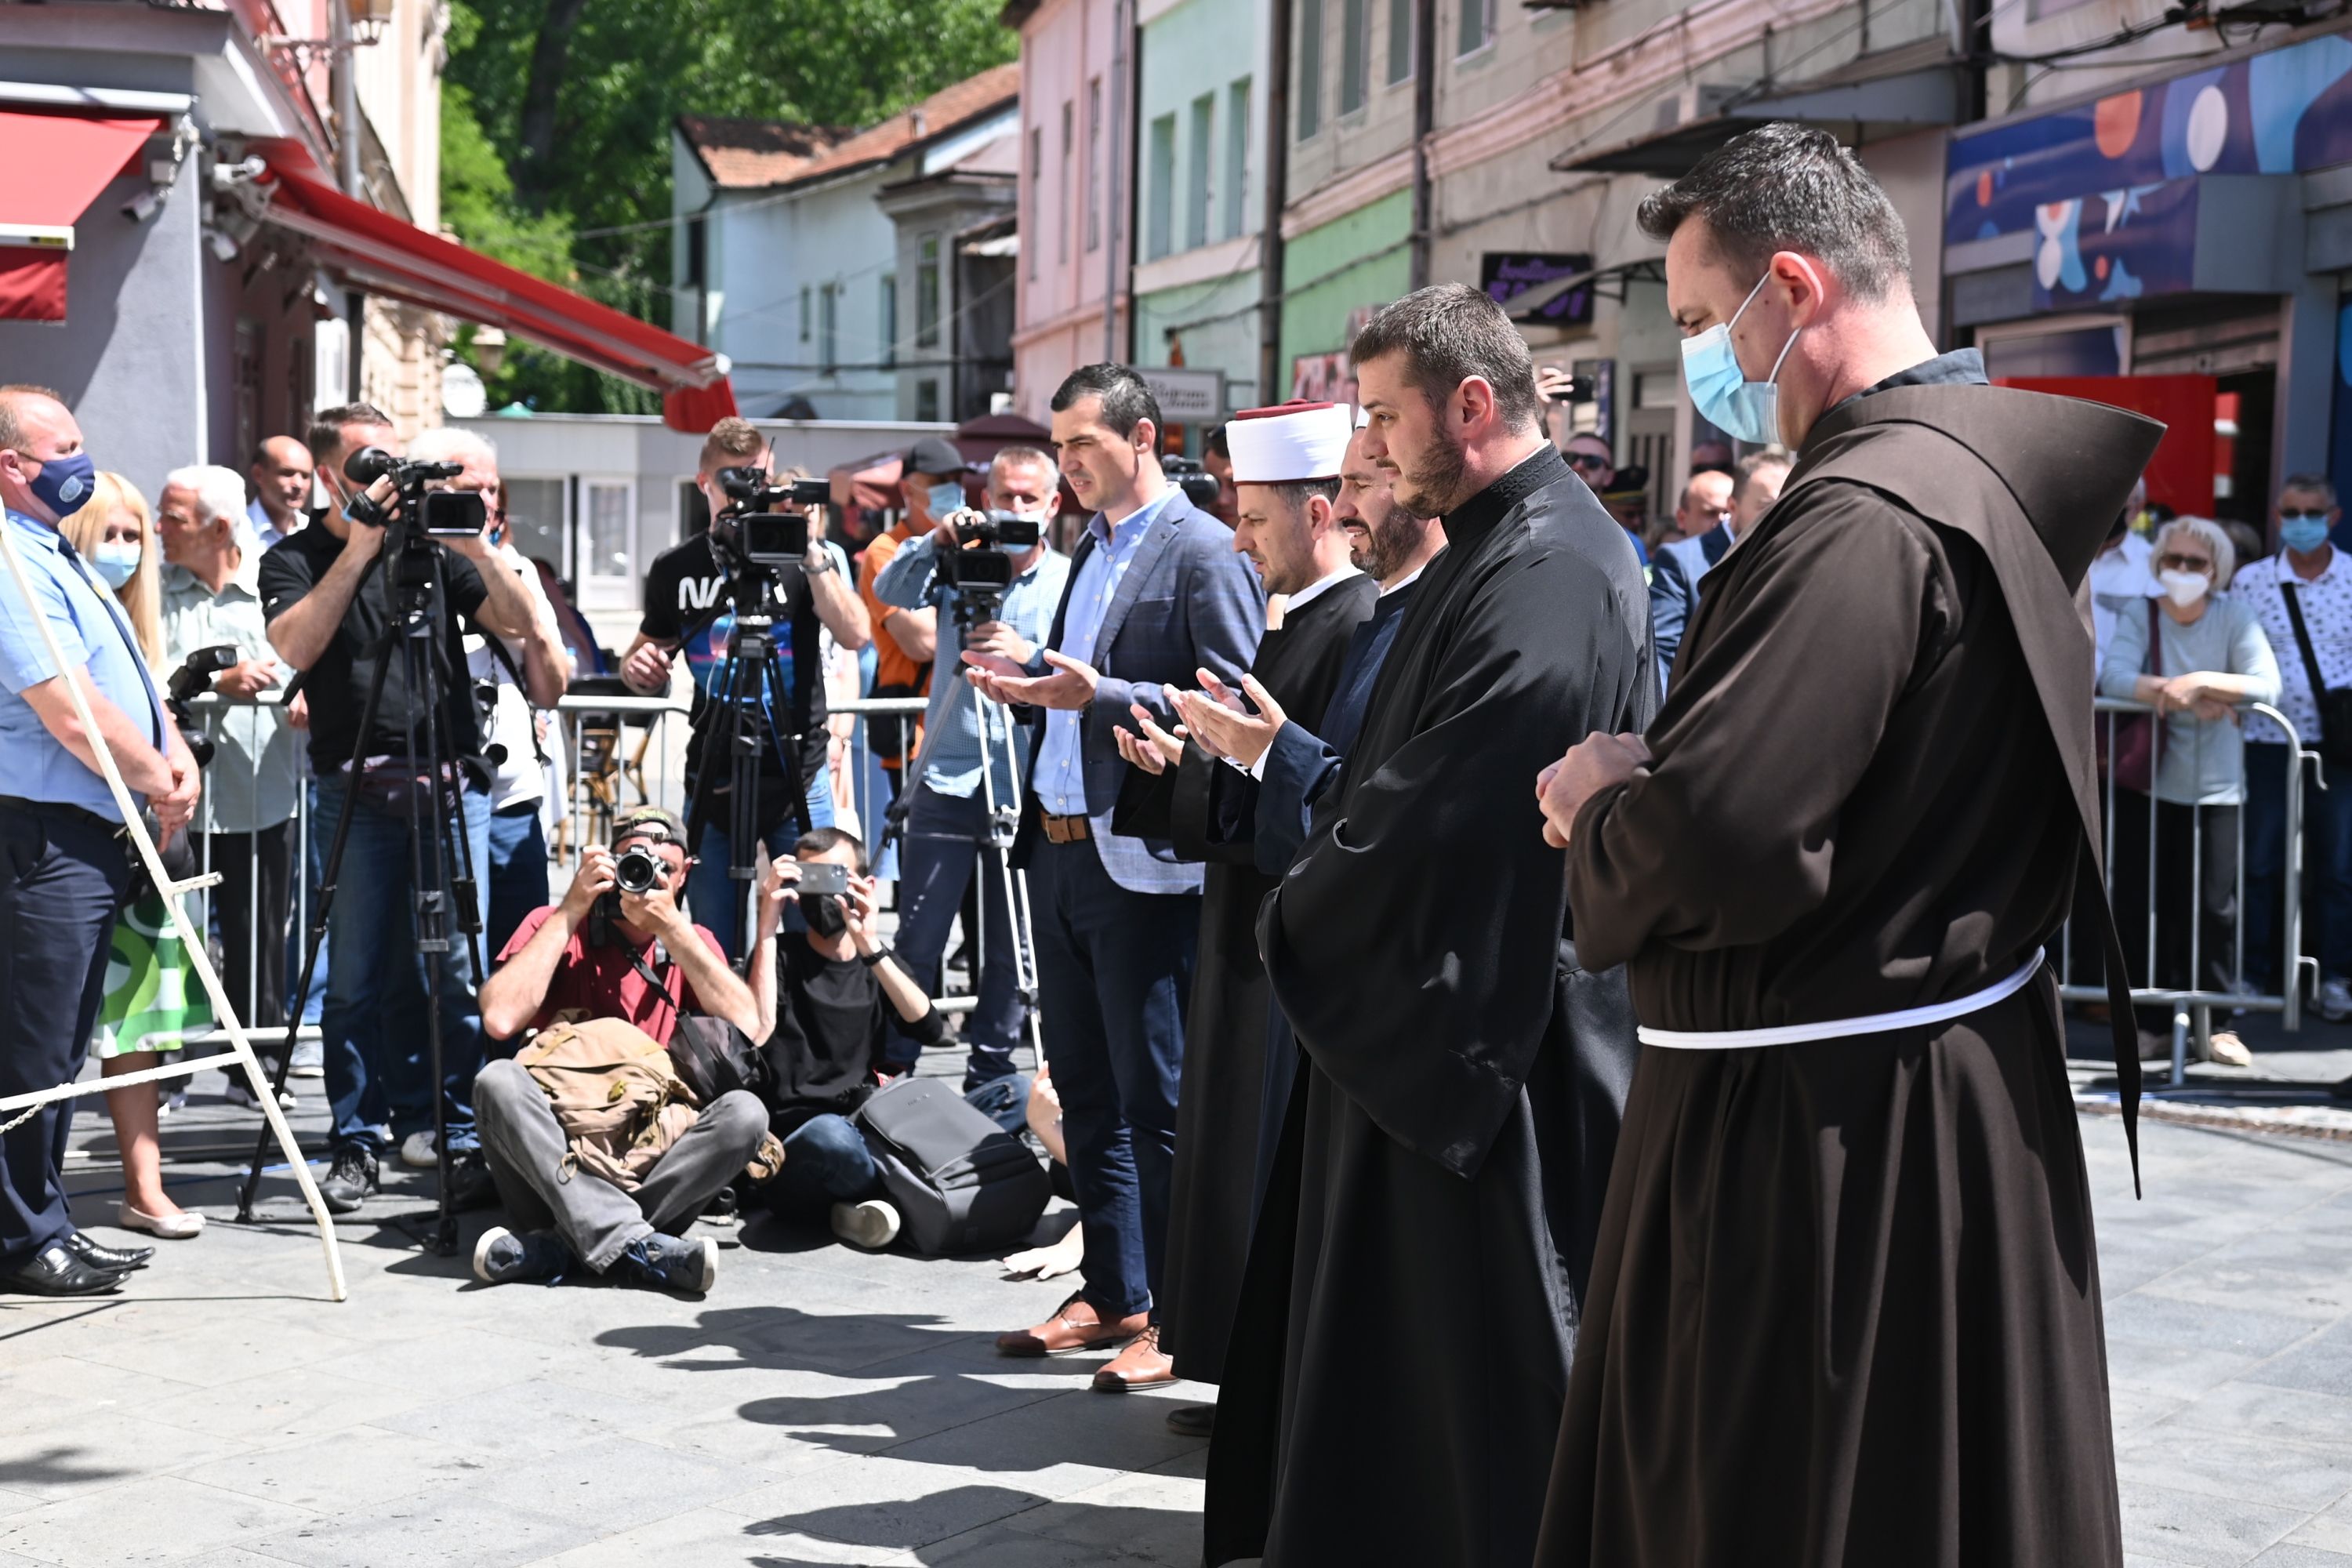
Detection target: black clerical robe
<box><xmin>1125</xmin><ymin>572</ymin><xmax>1377</xmax><ymax>1387</ymax></box>
<box><xmin>1539</xmin><ymin>363</ymin><xmax>2156</xmax><ymax>1568</ymax></box>
<box><xmin>1247</xmin><ymin>576</ymin><xmax>1425</xmax><ymax>1196</ymax></box>
<box><xmin>1203</xmin><ymin>447</ymin><xmax>1653</xmax><ymax>1568</ymax></box>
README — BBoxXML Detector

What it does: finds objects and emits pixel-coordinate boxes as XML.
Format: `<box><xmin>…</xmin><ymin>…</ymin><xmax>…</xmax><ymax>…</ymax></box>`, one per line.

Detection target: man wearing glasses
<box><xmin>1561</xmin><ymin>433</ymin><xmax>1615</xmax><ymax>494</ymax></box>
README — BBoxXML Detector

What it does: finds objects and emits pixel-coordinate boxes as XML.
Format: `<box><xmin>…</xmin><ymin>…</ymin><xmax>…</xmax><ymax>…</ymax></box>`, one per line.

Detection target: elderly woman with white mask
<box><xmin>2099</xmin><ymin>514</ymin><xmax>2281</xmax><ymax>1064</ymax></box>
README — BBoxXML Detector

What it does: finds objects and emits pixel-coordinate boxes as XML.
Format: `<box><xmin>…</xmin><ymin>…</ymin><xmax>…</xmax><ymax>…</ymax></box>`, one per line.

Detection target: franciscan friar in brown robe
<box><xmin>1540</xmin><ymin>358</ymin><xmax>2154</xmax><ymax>1567</ymax></box>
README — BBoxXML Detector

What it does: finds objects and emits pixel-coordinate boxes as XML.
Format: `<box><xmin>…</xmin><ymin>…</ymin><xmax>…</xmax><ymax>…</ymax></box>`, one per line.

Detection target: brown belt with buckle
<box><xmin>1037</xmin><ymin>809</ymin><xmax>1091</xmax><ymax>844</ymax></box>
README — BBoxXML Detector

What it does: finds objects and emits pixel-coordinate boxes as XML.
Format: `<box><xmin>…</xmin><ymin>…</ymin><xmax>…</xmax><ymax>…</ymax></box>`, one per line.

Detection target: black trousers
<box><xmin>0</xmin><ymin>805</ymin><xmax>129</xmax><ymax>1267</ymax></box>
<box><xmin>2111</xmin><ymin>789</ymin><xmax>2240</xmax><ymax>1033</ymax></box>
<box><xmin>201</xmin><ymin>823</ymin><xmax>292</xmax><ymax>1037</ymax></box>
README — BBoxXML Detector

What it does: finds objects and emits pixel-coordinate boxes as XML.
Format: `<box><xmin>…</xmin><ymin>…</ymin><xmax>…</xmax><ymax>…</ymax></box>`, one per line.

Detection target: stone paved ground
<box><xmin>5</xmin><ymin>1042</ymin><xmax>2352</xmax><ymax>1566</ymax></box>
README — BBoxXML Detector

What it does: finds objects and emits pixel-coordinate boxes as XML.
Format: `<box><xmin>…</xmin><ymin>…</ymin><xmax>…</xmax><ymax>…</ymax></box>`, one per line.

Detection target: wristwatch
<box><xmin>858</xmin><ymin>944</ymin><xmax>895</xmax><ymax>968</ymax></box>
<box><xmin>804</xmin><ymin>548</ymin><xmax>836</xmax><ymax>575</ymax></box>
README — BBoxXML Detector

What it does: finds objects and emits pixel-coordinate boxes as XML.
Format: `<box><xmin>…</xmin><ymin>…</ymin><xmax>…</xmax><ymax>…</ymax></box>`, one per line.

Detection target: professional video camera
<box><xmin>709</xmin><ymin>466</ymin><xmax>831</xmax><ymax>568</ymax></box>
<box><xmin>342</xmin><ymin>447</ymin><xmax>486</xmax><ymax>541</ymax></box>
<box><xmin>163</xmin><ymin>644</ymin><xmax>240</xmax><ymax>769</ymax></box>
<box><xmin>935</xmin><ymin>510</ymin><xmax>1044</xmax><ymax>630</ymax></box>
<box><xmin>1161</xmin><ymin>454</ymin><xmax>1222</xmax><ymax>513</ymax></box>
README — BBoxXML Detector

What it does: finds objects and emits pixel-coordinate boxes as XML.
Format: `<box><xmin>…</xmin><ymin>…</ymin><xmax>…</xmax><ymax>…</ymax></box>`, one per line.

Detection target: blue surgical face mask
<box><xmin>927</xmin><ymin>481</ymin><xmax>965</xmax><ymax>520</ymax></box>
<box><xmin>2281</xmin><ymin>513</ymin><xmax>2332</xmax><ymax>555</ymax></box>
<box><xmin>24</xmin><ymin>449</ymin><xmax>97</xmax><ymax>521</ymax></box>
<box><xmin>1679</xmin><ymin>273</ymin><xmax>1802</xmax><ymax>448</ymax></box>
<box><xmin>92</xmin><ymin>540</ymin><xmax>140</xmax><ymax>588</ymax></box>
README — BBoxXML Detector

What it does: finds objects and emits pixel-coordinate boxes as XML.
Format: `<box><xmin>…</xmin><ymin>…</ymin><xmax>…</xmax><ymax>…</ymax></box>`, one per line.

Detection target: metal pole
<box><xmin>1259</xmin><ymin>0</ymin><xmax>1293</xmax><ymax>402</ymax></box>
<box><xmin>332</xmin><ymin>1</ymin><xmax>360</xmax><ymax>198</ymax></box>
<box><xmin>1408</xmin><ymin>0</ymin><xmax>1437</xmax><ymax>290</ymax></box>
<box><xmin>1104</xmin><ymin>0</ymin><xmax>1131</xmax><ymax>363</ymax></box>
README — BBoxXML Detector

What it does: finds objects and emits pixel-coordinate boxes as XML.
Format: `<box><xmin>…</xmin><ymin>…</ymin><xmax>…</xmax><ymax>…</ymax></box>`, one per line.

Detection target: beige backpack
<box><xmin>516</xmin><ymin>1017</ymin><xmax>703</xmax><ymax>1192</ymax></box>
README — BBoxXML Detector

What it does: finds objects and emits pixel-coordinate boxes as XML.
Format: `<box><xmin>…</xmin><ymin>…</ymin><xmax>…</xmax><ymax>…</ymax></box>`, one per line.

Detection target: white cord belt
<box><xmin>1635</xmin><ymin>953</ymin><xmax>2045</xmax><ymax>1051</ymax></box>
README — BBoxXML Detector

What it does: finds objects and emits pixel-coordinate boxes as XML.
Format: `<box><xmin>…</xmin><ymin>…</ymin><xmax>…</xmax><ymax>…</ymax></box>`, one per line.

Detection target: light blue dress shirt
<box><xmin>872</xmin><ymin>533</ymin><xmax>1071</xmax><ymax>804</ymax></box>
<box><xmin>0</xmin><ymin>510</ymin><xmax>168</xmax><ymax>821</ymax></box>
<box><xmin>1030</xmin><ymin>487</ymin><xmax>1203</xmax><ymax>895</ymax></box>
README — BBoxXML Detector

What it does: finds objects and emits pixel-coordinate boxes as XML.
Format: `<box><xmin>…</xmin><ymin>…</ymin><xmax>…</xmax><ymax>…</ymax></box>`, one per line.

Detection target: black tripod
<box><xmin>234</xmin><ymin>524</ymin><xmax>486</xmax><ymax>1257</ymax></box>
<box><xmin>677</xmin><ymin>561</ymin><xmax>809</xmax><ymax>972</ymax></box>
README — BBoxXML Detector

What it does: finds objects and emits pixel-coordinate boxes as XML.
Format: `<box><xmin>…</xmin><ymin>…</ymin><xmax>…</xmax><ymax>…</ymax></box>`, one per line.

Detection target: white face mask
<box><xmin>2158</xmin><ymin>568</ymin><xmax>2211</xmax><ymax>608</ymax></box>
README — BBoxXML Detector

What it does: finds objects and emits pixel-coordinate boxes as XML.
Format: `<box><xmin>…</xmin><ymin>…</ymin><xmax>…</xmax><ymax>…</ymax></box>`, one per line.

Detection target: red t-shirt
<box><xmin>495</xmin><ymin>906</ymin><xmax>727</xmax><ymax>1046</ymax></box>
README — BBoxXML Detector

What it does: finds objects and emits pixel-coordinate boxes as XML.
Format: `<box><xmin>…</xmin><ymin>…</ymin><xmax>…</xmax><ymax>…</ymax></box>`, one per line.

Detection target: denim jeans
<box><xmin>314</xmin><ymin>775</ymin><xmax>492</xmax><ymax>1153</ymax></box>
<box><xmin>892</xmin><ymin>782</ymin><xmax>1022</xmax><ymax>1084</ymax></box>
<box><xmin>2245</xmin><ymin>742</ymin><xmax>2352</xmax><ymax>989</ymax></box>
<box><xmin>485</xmin><ymin>804</ymin><xmax>549</xmax><ymax>964</ymax></box>
<box><xmin>687</xmin><ymin>776</ymin><xmax>835</xmax><ymax>963</ymax></box>
<box><xmin>1025</xmin><ymin>835</ymin><xmax>1196</xmax><ymax>1323</ymax></box>
<box><xmin>289</xmin><ymin>777</ymin><xmax>329</xmax><ymax>1029</ymax></box>
<box><xmin>764</xmin><ymin>1112</ymin><xmax>881</xmax><ymax>1218</ymax></box>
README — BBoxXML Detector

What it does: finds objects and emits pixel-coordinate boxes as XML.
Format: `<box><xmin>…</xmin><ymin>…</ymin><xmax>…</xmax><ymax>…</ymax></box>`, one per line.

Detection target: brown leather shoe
<box><xmin>1091</xmin><ymin>1325</ymin><xmax>1177</xmax><ymax>1392</ymax></box>
<box><xmin>996</xmin><ymin>1290</ymin><xmax>1149</xmax><ymax>1357</ymax></box>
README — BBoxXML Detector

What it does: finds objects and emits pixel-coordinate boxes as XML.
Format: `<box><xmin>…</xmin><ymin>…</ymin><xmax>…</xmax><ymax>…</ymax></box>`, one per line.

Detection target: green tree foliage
<box><xmin>438</xmin><ymin>0</ymin><xmax>1017</xmax><ymax>412</ymax></box>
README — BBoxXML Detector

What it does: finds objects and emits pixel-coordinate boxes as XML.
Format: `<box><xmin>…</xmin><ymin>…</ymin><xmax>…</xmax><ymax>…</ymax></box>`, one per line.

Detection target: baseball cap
<box><xmin>612</xmin><ymin>804</ymin><xmax>688</xmax><ymax>847</ymax></box>
<box><xmin>905</xmin><ymin>436</ymin><xmax>967</xmax><ymax>479</ymax></box>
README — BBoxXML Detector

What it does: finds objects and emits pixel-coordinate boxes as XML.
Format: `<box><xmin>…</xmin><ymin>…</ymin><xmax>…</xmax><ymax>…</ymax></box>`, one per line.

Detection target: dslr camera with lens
<box><xmin>590</xmin><ymin>841</ymin><xmax>671</xmax><ymax>946</ymax></box>
<box><xmin>709</xmin><ymin>466</ymin><xmax>831</xmax><ymax>568</ymax></box>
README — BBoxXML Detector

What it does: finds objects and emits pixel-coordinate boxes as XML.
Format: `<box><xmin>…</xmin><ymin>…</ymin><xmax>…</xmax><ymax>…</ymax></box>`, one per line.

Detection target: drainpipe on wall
<box><xmin>1123</xmin><ymin>2</ymin><xmax>1145</xmax><ymax>364</ymax></box>
<box><xmin>1408</xmin><ymin>0</ymin><xmax>1436</xmax><ymax>290</ymax></box>
<box><xmin>1105</xmin><ymin>0</ymin><xmax>1130</xmax><ymax>362</ymax></box>
<box><xmin>333</xmin><ymin>0</ymin><xmax>360</xmax><ymax>198</ymax></box>
<box><xmin>1260</xmin><ymin>0</ymin><xmax>1293</xmax><ymax>402</ymax></box>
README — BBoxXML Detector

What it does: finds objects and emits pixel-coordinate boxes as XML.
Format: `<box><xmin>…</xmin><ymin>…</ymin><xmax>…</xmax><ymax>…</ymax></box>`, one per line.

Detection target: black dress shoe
<box><xmin>61</xmin><ymin>1231</ymin><xmax>151</xmax><ymax>1272</ymax></box>
<box><xmin>1166</xmin><ymin>1402</ymin><xmax>1216</xmax><ymax>1438</ymax></box>
<box><xmin>445</xmin><ymin>1149</ymin><xmax>499</xmax><ymax>1213</ymax></box>
<box><xmin>0</xmin><ymin>1241</ymin><xmax>128</xmax><ymax>1297</ymax></box>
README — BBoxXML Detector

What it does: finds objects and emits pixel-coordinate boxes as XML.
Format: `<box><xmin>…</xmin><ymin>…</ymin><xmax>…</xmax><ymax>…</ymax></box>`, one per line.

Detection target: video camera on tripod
<box><xmin>341</xmin><ymin>447</ymin><xmax>486</xmax><ymax>543</ymax></box>
<box><xmin>935</xmin><ymin>510</ymin><xmax>1044</xmax><ymax>621</ymax></box>
<box><xmin>710</xmin><ymin>466</ymin><xmax>831</xmax><ymax>569</ymax></box>
<box><xmin>1160</xmin><ymin>455</ymin><xmax>1223</xmax><ymax>514</ymax></box>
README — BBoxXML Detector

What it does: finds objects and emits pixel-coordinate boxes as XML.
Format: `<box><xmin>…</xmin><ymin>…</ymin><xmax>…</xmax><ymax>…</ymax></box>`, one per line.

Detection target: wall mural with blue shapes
<box><xmin>1947</xmin><ymin>30</ymin><xmax>2352</xmax><ymax>313</ymax></box>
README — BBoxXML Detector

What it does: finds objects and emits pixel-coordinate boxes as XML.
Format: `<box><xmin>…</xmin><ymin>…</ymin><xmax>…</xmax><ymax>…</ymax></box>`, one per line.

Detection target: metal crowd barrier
<box><xmin>167</xmin><ymin>688</ymin><xmax>946</xmax><ymax>1037</ymax></box>
<box><xmin>2059</xmin><ymin>696</ymin><xmax>2318</xmax><ymax>1087</ymax></box>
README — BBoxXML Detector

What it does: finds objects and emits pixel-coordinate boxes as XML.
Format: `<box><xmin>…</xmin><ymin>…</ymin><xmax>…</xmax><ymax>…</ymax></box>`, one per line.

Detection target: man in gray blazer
<box><xmin>965</xmin><ymin>364</ymin><xmax>1264</xmax><ymax>1392</ymax></box>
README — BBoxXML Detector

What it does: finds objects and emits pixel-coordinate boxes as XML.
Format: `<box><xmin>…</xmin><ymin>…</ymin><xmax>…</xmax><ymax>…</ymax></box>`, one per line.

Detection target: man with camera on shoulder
<box><xmin>259</xmin><ymin>403</ymin><xmax>547</xmax><ymax>1214</ymax></box>
<box><xmin>467</xmin><ymin>804</ymin><xmax>767</xmax><ymax>1295</ymax></box>
<box><xmin>747</xmin><ymin>826</ymin><xmax>948</xmax><ymax>1252</ymax></box>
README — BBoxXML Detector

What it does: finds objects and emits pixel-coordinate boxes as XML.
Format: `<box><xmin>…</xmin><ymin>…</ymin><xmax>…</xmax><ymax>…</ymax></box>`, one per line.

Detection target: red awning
<box><xmin>253</xmin><ymin>157</ymin><xmax>732</xmax><ymax>426</ymax></box>
<box><xmin>0</xmin><ymin>111</ymin><xmax>163</xmax><ymax>323</ymax></box>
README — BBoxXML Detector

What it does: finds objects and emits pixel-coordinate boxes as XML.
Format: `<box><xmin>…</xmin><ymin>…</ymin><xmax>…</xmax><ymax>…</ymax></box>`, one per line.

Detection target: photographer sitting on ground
<box><xmin>469</xmin><ymin>804</ymin><xmax>767</xmax><ymax>1294</ymax></box>
<box><xmin>749</xmin><ymin>826</ymin><xmax>947</xmax><ymax>1251</ymax></box>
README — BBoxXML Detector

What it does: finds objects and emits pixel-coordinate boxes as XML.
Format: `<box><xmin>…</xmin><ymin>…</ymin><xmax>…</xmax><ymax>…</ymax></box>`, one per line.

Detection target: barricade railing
<box><xmin>2058</xmin><ymin>696</ymin><xmax>2318</xmax><ymax>1087</ymax></box>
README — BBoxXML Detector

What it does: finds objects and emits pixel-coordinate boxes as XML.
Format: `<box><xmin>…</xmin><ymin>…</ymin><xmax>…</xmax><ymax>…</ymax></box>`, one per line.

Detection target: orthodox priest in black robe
<box><xmin>1113</xmin><ymin>401</ymin><xmax>1377</xmax><ymax>1395</ymax></box>
<box><xmin>1535</xmin><ymin>125</ymin><xmax>2150</xmax><ymax>1568</ymax></box>
<box><xmin>1198</xmin><ymin>285</ymin><xmax>1654</xmax><ymax>1568</ymax></box>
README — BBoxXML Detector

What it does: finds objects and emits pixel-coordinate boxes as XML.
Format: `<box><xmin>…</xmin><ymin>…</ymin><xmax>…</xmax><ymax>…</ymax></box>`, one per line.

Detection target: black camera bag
<box><xmin>852</xmin><ymin>1076</ymin><xmax>1050</xmax><ymax>1255</ymax></box>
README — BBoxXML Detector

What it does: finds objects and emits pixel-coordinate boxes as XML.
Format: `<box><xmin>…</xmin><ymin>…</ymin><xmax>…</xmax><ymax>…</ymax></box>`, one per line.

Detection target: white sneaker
<box><xmin>830</xmin><ymin>1199</ymin><xmax>902</xmax><ymax>1252</ymax></box>
<box><xmin>399</xmin><ymin>1131</ymin><xmax>438</xmax><ymax>1169</ymax></box>
<box><xmin>2321</xmin><ymin>978</ymin><xmax>2352</xmax><ymax>1023</ymax></box>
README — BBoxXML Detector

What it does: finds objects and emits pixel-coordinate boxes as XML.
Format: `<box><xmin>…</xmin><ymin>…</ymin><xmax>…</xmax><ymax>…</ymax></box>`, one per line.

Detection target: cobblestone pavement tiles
<box><xmin>4</xmin><ymin>1058</ymin><xmax>2351</xmax><ymax>1565</ymax></box>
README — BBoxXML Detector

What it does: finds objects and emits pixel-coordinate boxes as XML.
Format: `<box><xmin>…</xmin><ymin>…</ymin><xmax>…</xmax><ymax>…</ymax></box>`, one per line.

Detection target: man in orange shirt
<box><xmin>857</xmin><ymin>436</ymin><xmax>968</xmax><ymax>800</ymax></box>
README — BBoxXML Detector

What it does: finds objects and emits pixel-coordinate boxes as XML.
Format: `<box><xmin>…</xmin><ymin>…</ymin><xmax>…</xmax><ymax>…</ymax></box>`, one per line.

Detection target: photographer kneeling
<box><xmin>749</xmin><ymin>826</ymin><xmax>947</xmax><ymax>1250</ymax></box>
<box><xmin>470</xmin><ymin>805</ymin><xmax>768</xmax><ymax>1293</ymax></box>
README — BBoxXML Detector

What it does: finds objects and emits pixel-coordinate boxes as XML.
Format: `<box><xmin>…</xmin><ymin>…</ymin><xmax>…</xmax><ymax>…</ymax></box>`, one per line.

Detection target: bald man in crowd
<box><xmin>247</xmin><ymin>437</ymin><xmax>315</xmax><ymax>551</ymax></box>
